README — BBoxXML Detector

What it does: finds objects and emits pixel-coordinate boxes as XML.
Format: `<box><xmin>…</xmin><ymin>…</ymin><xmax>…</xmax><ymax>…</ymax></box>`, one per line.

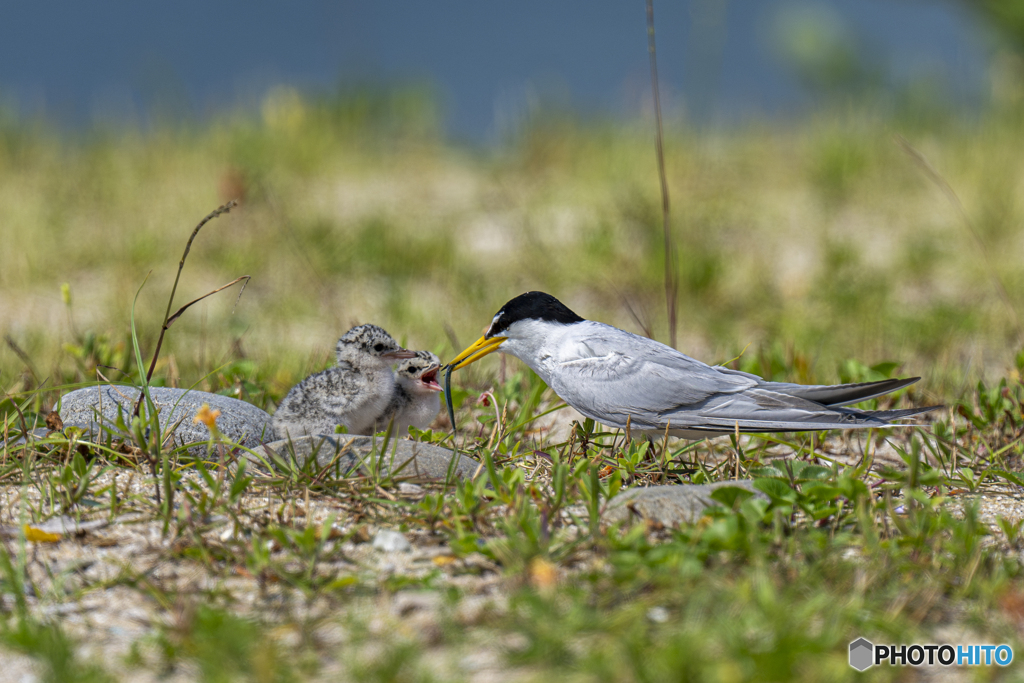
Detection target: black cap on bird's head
<box><xmin>486</xmin><ymin>291</ymin><xmax>584</xmax><ymax>338</ymax></box>
<box><xmin>445</xmin><ymin>292</ymin><xmax>583</xmax><ymax>372</ymax></box>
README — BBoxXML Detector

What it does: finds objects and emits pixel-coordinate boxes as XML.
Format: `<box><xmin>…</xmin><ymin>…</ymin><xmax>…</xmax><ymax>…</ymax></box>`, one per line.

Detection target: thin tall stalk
<box><xmin>133</xmin><ymin>200</ymin><xmax>239</xmax><ymax>417</ymax></box>
<box><xmin>646</xmin><ymin>0</ymin><xmax>678</xmax><ymax>349</ymax></box>
<box><xmin>146</xmin><ymin>200</ymin><xmax>238</xmax><ymax>385</ymax></box>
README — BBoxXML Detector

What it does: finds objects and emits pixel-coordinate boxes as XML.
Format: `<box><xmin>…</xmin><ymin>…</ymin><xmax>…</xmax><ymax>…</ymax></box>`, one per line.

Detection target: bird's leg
<box><xmin>660</xmin><ymin>422</ymin><xmax>672</xmax><ymax>483</ymax></box>
<box><xmin>643</xmin><ymin>433</ymin><xmax>665</xmax><ymax>478</ymax></box>
<box><xmin>731</xmin><ymin>421</ymin><xmax>746</xmax><ymax>479</ymax></box>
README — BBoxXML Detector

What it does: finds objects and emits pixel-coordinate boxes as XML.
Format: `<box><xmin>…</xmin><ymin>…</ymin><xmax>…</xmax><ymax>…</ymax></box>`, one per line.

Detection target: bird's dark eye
<box><xmin>374</xmin><ymin>343</ymin><xmax>384</xmax><ymax>352</ymax></box>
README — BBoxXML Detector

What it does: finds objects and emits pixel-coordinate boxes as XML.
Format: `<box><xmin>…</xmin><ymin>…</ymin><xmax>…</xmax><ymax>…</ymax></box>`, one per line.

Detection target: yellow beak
<box><xmin>446</xmin><ymin>335</ymin><xmax>507</xmax><ymax>371</ymax></box>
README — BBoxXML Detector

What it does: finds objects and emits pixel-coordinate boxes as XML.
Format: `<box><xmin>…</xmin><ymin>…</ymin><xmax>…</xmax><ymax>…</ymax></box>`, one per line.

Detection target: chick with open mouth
<box><xmin>382</xmin><ymin>350</ymin><xmax>443</xmax><ymax>437</ymax></box>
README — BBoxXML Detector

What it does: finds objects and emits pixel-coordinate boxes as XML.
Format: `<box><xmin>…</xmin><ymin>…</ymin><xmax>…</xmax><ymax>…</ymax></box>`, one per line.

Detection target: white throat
<box><xmin>498</xmin><ymin>319</ymin><xmax>578</xmax><ymax>384</ymax></box>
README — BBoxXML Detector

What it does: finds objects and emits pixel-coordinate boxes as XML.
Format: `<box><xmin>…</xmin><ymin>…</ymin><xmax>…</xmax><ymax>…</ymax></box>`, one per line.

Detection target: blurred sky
<box><xmin>0</xmin><ymin>0</ymin><xmax>994</xmax><ymax>141</ymax></box>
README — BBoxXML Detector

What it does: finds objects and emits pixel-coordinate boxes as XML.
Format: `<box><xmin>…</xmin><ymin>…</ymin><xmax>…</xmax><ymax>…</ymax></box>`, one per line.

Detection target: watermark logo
<box><xmin>849</xmin><ymin>639</ymin><xmax>1013</xmax><ymax>670</ymax></box>
<box><xmin>849</xmin><ymin>638</ymin><xmax>873</xmax><ymax>671</ymax></box>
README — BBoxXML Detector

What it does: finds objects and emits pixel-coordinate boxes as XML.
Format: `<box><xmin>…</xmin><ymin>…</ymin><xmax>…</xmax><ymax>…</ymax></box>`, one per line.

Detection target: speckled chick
<box><xmin>272</xmin><ymin>325</ymin><xmax>415</xmax><ymax>440</ymax></box>
<box><xmin>381</xmin><ymin>351</ymin><xmax>442</xmax><ymax>437</ymax></box>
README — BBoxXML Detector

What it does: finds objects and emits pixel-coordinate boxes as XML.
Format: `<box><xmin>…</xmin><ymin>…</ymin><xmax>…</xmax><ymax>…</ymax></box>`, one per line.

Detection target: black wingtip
<box><xmin>868</xmin><ymin>404</ymin><xmax>943</xmax><ymax>422</ymax></box>
<box><xmin>785</xmin><ymin>376</ymin><xmax>922</xmax><ymax>408</ymax></box>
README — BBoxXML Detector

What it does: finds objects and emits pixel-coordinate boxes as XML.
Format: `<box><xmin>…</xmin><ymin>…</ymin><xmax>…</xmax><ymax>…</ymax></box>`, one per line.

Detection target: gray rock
<box><xmin>398</xmin><ymin>482</ymin><xmax>426</xmax><ymax>497</ymax></box>
<box><xmin>56</xmin><ymin>385</ymin><xmax>274</xmax><ymax>456</ymax></box>
<box><xmin>252</xmin><ymin>434</ymin><xmax>482</xmax><ymax>481</ymax></box>
<box><xmin>392</xmin><ymin>591</ymin><xmax>442</xmax><ymax>616</ymax></box>
<box><xmin>372</xmin><ymin>529</ymin><xmax>412</xmax><ymax>553</ymax></box>
<box><xmin>646</xmin><ymin>606</ymin><xmax>670</xmax><ymax>623</ymax></box>
<box><xmin>604</xmin><ymin>481</ymin><xmax>766</xmax><ymax>527</ymax></box>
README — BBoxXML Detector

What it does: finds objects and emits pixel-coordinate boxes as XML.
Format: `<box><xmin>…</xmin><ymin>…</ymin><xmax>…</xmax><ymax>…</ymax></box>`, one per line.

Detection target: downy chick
<box><xmin>273</xmin><ymin>324</ymin><xmax>415</xmax><ymax>440</ymax></box>
<box><xmin>381</xmin><ymin>351</ymin><xmax>442</xmax><ymax>437</ymax></box>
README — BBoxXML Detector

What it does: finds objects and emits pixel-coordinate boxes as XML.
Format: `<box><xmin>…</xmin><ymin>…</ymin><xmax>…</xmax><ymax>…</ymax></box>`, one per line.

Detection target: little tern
<box><xmin>382</xmin><ymin>350</ymin><xmax>443</xmax><ymax>436</ymax></box>
<box><xmin>273</xmin><ymin>324</ymin><xmax>416</xmax><ymax>440</ymax></box>
<box><xmin>445</xmin><ymin>291</ymin><xmax>938</xmax><ymax>438</ymax></box>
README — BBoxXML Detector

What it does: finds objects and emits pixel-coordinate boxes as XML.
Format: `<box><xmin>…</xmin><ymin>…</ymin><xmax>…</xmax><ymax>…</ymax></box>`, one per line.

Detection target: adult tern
<box><xmin>444</xmin><ymin>291</ymin><xmax>937</xmax><ymax>438</ymax></box>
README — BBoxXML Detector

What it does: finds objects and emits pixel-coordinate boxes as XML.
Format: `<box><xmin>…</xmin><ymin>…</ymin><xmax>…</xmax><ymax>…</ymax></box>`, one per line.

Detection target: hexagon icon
<box><xmin>849</xmin><ymin>638</ymin><xmax>874</xmax><ymax>671</ymax></box>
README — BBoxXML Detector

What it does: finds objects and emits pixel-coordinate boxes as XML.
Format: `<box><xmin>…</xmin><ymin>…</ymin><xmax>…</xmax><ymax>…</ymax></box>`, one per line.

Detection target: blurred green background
<box><xmin>1</xmin><ymin>1</ymin><xmax>1024</xmax><ymax>409</ymax></box>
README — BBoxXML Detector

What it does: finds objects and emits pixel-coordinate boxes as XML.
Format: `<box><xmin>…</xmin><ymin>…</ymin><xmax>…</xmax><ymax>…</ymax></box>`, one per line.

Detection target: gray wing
<box><xmin>546</xmin><ymin>325</ymin><xmax>755</xmax><ymax>430</ymax></box>
<box><xmin>661</xmin><ymin>389</ymin><xmax>934</xmax><ymax>433</ymax></box>
<box><xmin>545</xmin><ymin>325</ymin><xmax>931</xmax><ymax>433</ymax></box>
<box><xmin>714</xmin><ymin>368</ymin><xmax>920</xmax><ymax>407</ymax></box>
